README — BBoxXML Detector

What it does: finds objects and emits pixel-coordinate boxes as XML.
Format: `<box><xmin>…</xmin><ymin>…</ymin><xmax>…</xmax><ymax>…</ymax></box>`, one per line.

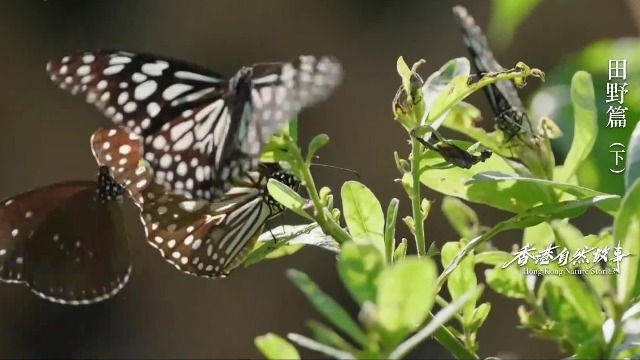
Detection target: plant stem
<box><xmin>436</xmin><ymin>296</ymin><xmax>464</xmax><ymax>323</ymax></box>
<box><xmin>427</xmin><ymin>312</ymin><xmax>479</xmax><ymax>360</ymax></box>
<box><xmin>410</xmin><ymin>137</ymin><xmax>427</xmax><ymax>256</ymax></box>
<box><xmin>426</xmin><ymin>67</ymin><xmax>543</xmax><ymax>124</ymax></box>
<box><xmin>288</xmin><ymin>141</ymin><xmax>352</xmax><ymax>244</ymax></box>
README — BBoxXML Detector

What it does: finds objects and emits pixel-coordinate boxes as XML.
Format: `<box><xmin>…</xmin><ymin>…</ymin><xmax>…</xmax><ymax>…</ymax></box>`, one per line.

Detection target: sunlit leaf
<box><xmin>287</xmin><ymin>333</ymin><xmax>356</xmax><ymax>360</ymax></box>
<box><xmin>255</xmin><ymin>333</ymin><xmax>300</xmax><ymax>360</ymax></box>
<box><xmin>614</xmin><ymin>179</ymin><xmax>640</xmax><ymax>305</ymax></box>
<box><xmin>387</xmin><ymin>286</ymin><xmax>484</xmax><ymax>360</ymax></box>
<box><xmin>421</xmin><ymin>57</ymin><xmax>471</xmax><ymax>129</ymax></box>
<box><xmin>384</xmin><ymin>198</ymin><xmax>399</xmax><ymax>264</ymax></box>
<box><xmin>441</xmin><ymin>196</ymin><xmax>480</xmax><ymax>240</ymax></box>
<box><xmin>341</xmin><ymin>181</ymin><xmax>385</xmax><ymax>258</ymax></box>
<box><xmin>485</xmin><ymin>265</ymin><xmax>528</xmax><ymax>299</ymax></box>
<box><xmin>555</xmin><ymin>71</ymin><xmax>598</xmax><ymax>184</ymax></box>
<box><xmin>625</xmin><ymin>120</ymin><xmax>640</xmax><ymax>191</ymax></box>
<box><xmin>337</xmin><ymin>242</ymin><xmax>384</xmax><ymax>306</ymax></box>
<box><xmin>246</xmin><ymin>224</ymin><xmax>339</xmax><ymax>267</ymax></box>
<box><xmin>377</xmin><ymin>257</ymin><xmax>437</xmax><ymax>346</ymax></box>
<box><xmin>441</xmin><ymin>242</ymin><xmax>477</xmax><ymax>323</ymax></box>
<box><xmin>268</xmin><ymin>179</ymin><xmax>313</xmax><ymax>220</ymax></box>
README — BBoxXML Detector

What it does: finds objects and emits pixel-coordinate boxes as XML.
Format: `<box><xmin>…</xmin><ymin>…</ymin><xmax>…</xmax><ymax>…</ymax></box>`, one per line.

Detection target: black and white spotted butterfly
<box><xmin>46</xmin><ymin>50</ymin><xmax>342</xmax><ymax>202</ymax></box>
<box><xmin>91</xmin><ymin>126</ymin><xmax>300</xmax><ymax>278</ymax></box>
<box><xmin>0</xmin><ymin>166</ymin><xmax>130</xmax><ymax>305</ymax></box>
<box><xmin>452</xmin><ymin>6</ymin><xmax>534</xmax><ymax>145</ymax></box>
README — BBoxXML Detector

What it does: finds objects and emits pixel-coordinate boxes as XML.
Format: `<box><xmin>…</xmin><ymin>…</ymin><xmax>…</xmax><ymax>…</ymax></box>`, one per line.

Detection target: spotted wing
<box><xmin>0</xmin><ymin>168</ymin><xmax>131</xmax><ymax>305</ymax></box>
<box><xmin>452</xmin><ymin>6</ymin><xmax>526</xmax><ymax>114</ymax></box>
<box><xmin>47</xmin><ymin>50</ymin><xmax>239</xmax><ymax>201</ymax></box>
<box><xmin>139</xmin><ymin>165</ymin><xmax>282</xmax><ymax>277</ymax></box>
<box><xmin>91</xmin><ymin>126</ymin><xmax>152</xmax><ymax>206</ymax></box>
<box><xmin>89</xmin><ymin>126</ymin><xmax>281</xmax><ymax>277</ymax></box>
<box><xmin>242</xmin><ymin>55</ymin><xmax>343</xmax><ymax>159</ymax></box>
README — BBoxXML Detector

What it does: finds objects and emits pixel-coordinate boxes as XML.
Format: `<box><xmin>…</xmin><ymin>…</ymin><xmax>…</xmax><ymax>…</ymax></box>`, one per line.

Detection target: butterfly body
<box><xmin>452</xmin><ymin>6</ymin><xmax>534</xmax><ymax>146</ymax></box>
<box><xmin>496</xmin><ymin>107</ymin><xmax>530</xmax><ymax>143</ymax></box>
<box><xmin>47</xmin><ymin>50</ymin><xmax>342</xmax><ymax>202</ymax></box>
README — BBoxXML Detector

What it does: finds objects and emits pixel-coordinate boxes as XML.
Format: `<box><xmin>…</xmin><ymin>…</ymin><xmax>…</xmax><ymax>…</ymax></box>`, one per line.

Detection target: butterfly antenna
<box><xmin>310</xmin><ymin>161</ymin><xmax>362</xmax><ymax>180</ymax></box>
<box><xmin>268</xmin><ymin>226</ymin><xmax>278</xmax><ymax>246</ymax></box>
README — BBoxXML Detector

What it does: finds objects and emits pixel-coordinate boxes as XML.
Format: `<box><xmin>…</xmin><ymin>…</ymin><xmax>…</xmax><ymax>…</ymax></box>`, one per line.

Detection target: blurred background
<box><xmin>0</xmin><ymin>0</ymin><xmax>638</xmax><ymax>358</ymax></box>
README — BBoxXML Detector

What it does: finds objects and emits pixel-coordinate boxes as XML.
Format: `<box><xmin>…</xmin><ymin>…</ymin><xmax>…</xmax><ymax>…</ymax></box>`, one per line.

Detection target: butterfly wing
<box><xmin>91</xmin><ymin>126</ymin><xmax>153</xmax><ymax>206</ymax></box>
<box><xmin>243</xmin><ymin>55</ymin><xmax>343</xmax><ymax>158</ymax></box>
<box><xmin>452</xmin><ymin>7</ymin><xmax>526</xmax><ymax>114</ymax></box>
<box><xmin>47</xmin><ymin>50</ymin><xmax>239</xmax><ymax>201</ymax></box>
<box><xmin>140</xmin><ymin>183</ymin><xmax>270</xmax><ymax>277</ymax></box>
<box><xmin>0</xmin><ymin>169</ymin><xmax>130</xmax><ymax>305</ymax></box>
<box><xmin>0</xmin><ymin>183</ymin><xmax>90</xmax><ymax>284</ymax></box>
<box><xmin>90</xmin><ymin>126</ymin><xmax>285</xmax><ymax>277</ymax></box>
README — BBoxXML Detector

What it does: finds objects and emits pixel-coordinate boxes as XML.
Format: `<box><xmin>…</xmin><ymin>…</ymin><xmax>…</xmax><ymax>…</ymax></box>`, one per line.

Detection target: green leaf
<box><xmin>248</xmin><ymin>226</ymin><xmax>340</xmax><ymax>267</ymax></box>
<box><xmin>247</xmin><ymin>224</ymin><xmax>339</xmax><ymax>267</ymax></box>
<box><xmin>555</xmin><ymin>71</ymin><xmax>598</xmax><ymax>183</ymax></box>
<box><xmin>575</xmin><ymin>337</ymin><xmax>603</xmax><ymax>360</ymax></box>
<box><xmin>306</xmin><ymin>320</ymin><xmax>358</xmax><ymax>353</ymax></box>
<box><xmin>488</xmin><ymin>0</ymin><xmax>542</xmax><ymax>50</ymax></box>
<box><xmin>485</xmin><ymin>265</ymin><xmax>528</xmax><ymax>299</ymax></box>
<box><xmin>441</xmin><ymin>105</ymin><xmax>506</xmax><ymax>158</ymax></box>
<box><xmin>415</xmin><ymin>143</ymin><xmax>553</xmax><ymax>213</ymax></box>
<box><xmin>289</xmin><ymin>118</ymin><xmax>298</xmax><ymax>142</ymax></box>
<box><xmin>255</xmin><ymin>333</ymin><xmax>300</xmax><ymax>360</ymax></box>
<box><xmin>268</xmin><ymin>179</ymin><xmax>313</xmax><ymax>220</ymax></box>
<box><xmin>441</xmin><ymin>196</ymin><xmax>480</xmax><ymax>239</ymax></box>
<box><xmin>543</xmin><ymin>276</ymin><xmax>603</xmax><ymax>348</ymax></box>
<box><xmin>376</xmin><ymin>257</ymin><xmax>437</xmax><ymax>345</ymax></box>
<box><xmin>427</xmin><ymin>75</ymin><xmax>470</xmax><ymax>123</ymax></box>
<box><xmin>384</xmin><ymin>198</ymin><xmax>400</xmax><ymax>264</ymax></box>
<box><xmin>625</xmin><ymin>120</ymin><xmax>640</xmax><ymax>191</ymax></box>
<box><xmin>287</xmin><ymin>333</ymin><xmax>356</xmax><ymax>360</ymax></box>
<box><xmin>337</xmin><ymin>242</ymin><xmax>384</xmax><ymax>306</ymax></box>
<box><xmin>286</xmin><ymin>269</ymin><xmax>368</xmax><ymax>347</ymax></box>
<box><xmin>522</xmin><ymin>222</ymin><xmax>555</xmax><ymax>251</ymax></box>
<box><xmin>341</xmin><ymin>181</ymin><xmax>385</xmax><ymax>258</ymax></box>
<box><xmin>468</xmin><ymin>303</ymin><xmax>491</xmax><ymax>334</ymax></box>
<box><xmin>441</xmin><ymin>242</ymin><xmax>477</xmax><ymax>323</ymax></box>
<box><xmin>474</xmin><ymin>251</ymin><xmax>514</xmax><ymax>266</ymax></box>
<box><xmin>260</xmin><ymin>146</ymin><xmax>293</xmax><ymax>164</ymax></box>
<box><xmin>614</xmin><ymin>179</ymin><xmax>640</xmax><ymax>305</ymax></box>
<box><xmin>387</xmin><ymin>285</ymin><xmax>484</xmax><ymax>360</ymax></box>
<box><xmin>550</xmin><ymin>223</ymin><xmax>610</xmax><ymax>297</ymax></box>
<box><xmin>394</xmin><ymin>238</ymin><xmax>407</xmax><ymax>262</ymax></box>
<box><xmin>468</xmin><ymin>171</ymin><xmax>621</xmax><ymax>215</ymax></box>
<box><xmin>306</xmin><ymin>134</ymin><xmax>330</xmax><ymax>163</ymax></box>
<box><xmin>425</xmin><ymin>63</ymin><xmax>544</xmax><ymax>125</ymax></box>
<box><xmin>396</xmin><ymin>56</ymin><xmax>413</xmax><ymax>96</ymax></box>
<box><xmin>421</xmin><ymin>57</ymin><xmax>471</xmax><ymax>128</ymax></box>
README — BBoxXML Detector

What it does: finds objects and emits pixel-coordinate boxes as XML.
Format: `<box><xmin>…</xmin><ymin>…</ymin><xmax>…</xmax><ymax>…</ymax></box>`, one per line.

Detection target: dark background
<box><xmin>0</xmin><ymin>0</ymin><xmax>636</xmax><ymax>358</ymax></box>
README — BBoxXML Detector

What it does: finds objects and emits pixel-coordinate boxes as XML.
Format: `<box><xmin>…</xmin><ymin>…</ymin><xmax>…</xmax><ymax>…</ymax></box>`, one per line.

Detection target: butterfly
<box><xmin>46</xmin><ymin>51</ymin><xmax>342</xmax><ymax>202</ymax></box>
<box><xmin>0</xmin><ymin>166</ymin><xmax>130</xmax><ymax>305</ymax></box>
<box><xmin>452</xmin><ymin>6</ymin><xmax>534</xmax><ymax>145</ymax></box>
<box><xmin>416</xmin><ymin>125</ymin><xmax>492</xmax><ymax>169</ymax></box>
<box><xmin>90</xmin><ymin>126</ymin><xmax>300</xmax><ymax>278</ymax></box>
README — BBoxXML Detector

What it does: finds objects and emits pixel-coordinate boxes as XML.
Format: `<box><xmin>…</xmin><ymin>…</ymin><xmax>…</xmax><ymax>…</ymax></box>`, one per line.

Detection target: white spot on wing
<box><xmin>134</xmin><ymin>80</ymin><xmax>158</xmax><ymax>101</ymax></box>
<box><xmin>103</xmin><ymin>64</ymin><xmax>125</xmax><ymax>75</ymax></box>
<box><xmin>162</xmin><ymin>83</ymin><xmax>193</xmax><ymax>101</ymax></box>
<box><xmin>141</xmin><ymin>61</ymin><xmax>169</xmax><ymax>76</ymax></box>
